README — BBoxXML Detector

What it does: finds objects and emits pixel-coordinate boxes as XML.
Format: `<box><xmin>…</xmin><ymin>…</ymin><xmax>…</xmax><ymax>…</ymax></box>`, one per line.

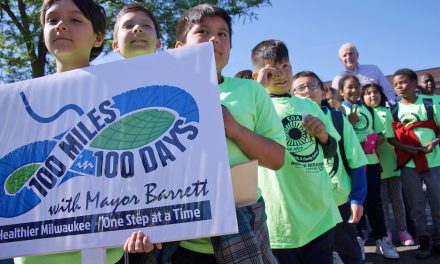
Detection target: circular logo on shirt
<box><xmin>354</xmin><ymin>112</ymin><xmax>369</xmax><ymax>132</ymax></box>
<box><xmin>281</xmin><ymin>115</ymin><xmax>318</xmax><ymax>163</ymax></box>
<box><xmin>401</xmin><ymin>113</ymin><xmax>421</xmax><ymax>125</ymax></box>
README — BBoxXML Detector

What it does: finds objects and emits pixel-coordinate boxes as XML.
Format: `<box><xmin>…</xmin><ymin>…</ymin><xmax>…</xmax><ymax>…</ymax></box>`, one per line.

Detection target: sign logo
<box><xmin>0</xmin><ymin>85</ymin><xmax>199</xmax><ymax>218</ymax></box>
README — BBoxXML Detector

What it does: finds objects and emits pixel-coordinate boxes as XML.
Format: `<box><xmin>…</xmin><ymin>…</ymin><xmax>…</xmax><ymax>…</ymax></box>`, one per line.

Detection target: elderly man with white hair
<box><xmin>332</xmin><ymin>43</ymin><xmax>395</xmax><ymax>104</ymax></box>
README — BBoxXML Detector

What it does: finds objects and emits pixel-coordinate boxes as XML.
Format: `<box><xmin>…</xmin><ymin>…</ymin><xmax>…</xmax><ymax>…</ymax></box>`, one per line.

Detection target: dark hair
<box><xmin>175</xmin><ymin>4</ymin><xmax>232</xmax><ymax>45</ymax></box>
<box><xmin>361</xmin><ymin>83</ymin><xmax>387</xmax><ymax>107</ymax></box>
<box><xmin>393</xmin><ymin>68</ymin><xmax>418</xmax><ymax>82</ymax></box>
<box><xmin>251</xmin><ymin>39</ymin><xmax>289</xmax><ymax>70</ymax></box>
<box><xmin>113</xmin><ymin>3</ymin><xmax>161</xmax><ymax>40</ymax></box>
<box><xmin>234</xmin><ymin>69</ymin><xmax>253</xmax><ymax>79</ymax></box>
<box><xmin>292</xmin><ymin>70</ymin><xmax>324</xmax><ymax>89</ymax></box>
<box><xmin>338</xmin><ymin>74</ymin><xmax>361</xmax><ymax>90</ymax></box>
<box><xmin>292</xmin><ymin>70</ymin><xmax>330</xmax><ymax>107</ymax></box>
<box><xmin>40</xmin><ymin>0</ymin><xmax>106</xmax><ymax>61</ymax></box>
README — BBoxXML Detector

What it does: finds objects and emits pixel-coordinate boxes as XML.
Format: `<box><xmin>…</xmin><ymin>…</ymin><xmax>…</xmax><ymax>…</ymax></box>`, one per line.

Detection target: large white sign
<box><xmin>0</xmin><ymin>43</ymin><xmax>237</xmax><ymax>258</ymax></box>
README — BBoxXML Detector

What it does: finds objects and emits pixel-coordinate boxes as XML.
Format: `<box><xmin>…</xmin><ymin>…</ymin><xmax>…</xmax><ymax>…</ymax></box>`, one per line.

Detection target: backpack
<box><xmin>322</xmin><ymin>107</ymin><xmax>351</xmax><ymax>175</ymax></box>
<box><xmin>329</xmin><ymin>109</ymin><xmax>351</xmax><ymax>175</ymax></box>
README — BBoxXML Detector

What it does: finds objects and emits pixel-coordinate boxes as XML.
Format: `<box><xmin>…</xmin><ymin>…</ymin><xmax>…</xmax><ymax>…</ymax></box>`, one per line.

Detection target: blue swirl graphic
<box><xmin>20</xmin><ymin>91</ymin><xmax>84</xmax><ymax>123</ymax></box>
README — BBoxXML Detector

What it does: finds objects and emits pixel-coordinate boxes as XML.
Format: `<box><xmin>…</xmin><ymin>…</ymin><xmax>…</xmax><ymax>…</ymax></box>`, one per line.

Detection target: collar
<box><xmin>342</xmin><ymin>100</ymin><xmax>363</xmax><ymax>108</ymax></box>
<box><xmin>270</xmin><ymin>93</ymin><xmax>292</xmax><ymax>98</ymax></box>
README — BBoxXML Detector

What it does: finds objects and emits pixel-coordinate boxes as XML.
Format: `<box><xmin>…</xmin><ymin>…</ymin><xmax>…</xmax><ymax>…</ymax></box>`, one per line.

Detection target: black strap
<box><xmin>390</xmin><ymin>103</ymin><xmax>399</xmax><ymax>122</ymax></box>
<box><xmin>423</xmin><ymin>98</ymin><xmax>434</xmax><ymax>120</ymax></box>
<box><xmin>391</xmin><ymin>98</ymin><xmax>434</xmax><ymax>122</ymax></box>
<box><xmin>365</xmin><ymin>106</ymin><xmax>375</xmax><ymax>130</ymax></box>
<box><xmin>330</xmin><ymin>110</ymin><xmax>351</xmax><ymax>174</ymax></box>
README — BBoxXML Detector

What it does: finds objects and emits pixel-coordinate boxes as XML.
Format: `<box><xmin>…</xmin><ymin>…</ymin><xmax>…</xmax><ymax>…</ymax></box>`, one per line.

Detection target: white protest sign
<box><xmin>0</xmin><ymin>42</ymin><xmax>238</xmax><ymax>258</ymax></box>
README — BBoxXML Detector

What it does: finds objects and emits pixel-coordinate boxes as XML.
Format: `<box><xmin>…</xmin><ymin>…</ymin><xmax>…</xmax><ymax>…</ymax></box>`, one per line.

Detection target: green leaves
<box><xmin>0</xmin><ymin>0</ymin><xmax>271</xmax><ymax>83</ymax></box>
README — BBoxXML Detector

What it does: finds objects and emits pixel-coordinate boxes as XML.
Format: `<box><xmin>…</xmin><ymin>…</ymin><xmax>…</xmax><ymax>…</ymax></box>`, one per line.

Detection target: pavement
<box><xmin>336</xmin><ymin>193</ymin><xmax>440</xmax><ymax>264</ymax></box>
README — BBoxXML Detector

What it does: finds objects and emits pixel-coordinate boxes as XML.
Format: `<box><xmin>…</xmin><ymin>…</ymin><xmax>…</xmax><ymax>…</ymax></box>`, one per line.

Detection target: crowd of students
<box><xmin>6</xmin><ymin>0</ymin><xmax>439</xmax><ymax>263</ymax></box>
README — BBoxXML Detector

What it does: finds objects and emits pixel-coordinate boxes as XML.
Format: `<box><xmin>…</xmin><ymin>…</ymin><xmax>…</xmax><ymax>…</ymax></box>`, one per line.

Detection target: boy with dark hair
<box><xmin>251</xmin><ymin>39</ymin><xmax>341</xmax><ymax>264</ymax></box>
<box><xmin>388</xmin><ymin>68</ymin><xmax>440</xmax><ymax>259</ymax></box>
<box><xmin>125</xmin><ymin>4</ymin><xmax>286</xmax><ymax>264</ymax></box>
<box><xmin>112</xmin><ymin>3</ymin><xmax>161</xmax><ymax>58</ymax></box>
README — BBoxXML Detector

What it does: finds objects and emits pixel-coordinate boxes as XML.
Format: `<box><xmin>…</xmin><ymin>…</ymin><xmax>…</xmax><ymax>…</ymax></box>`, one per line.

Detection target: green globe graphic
<box><xmin>5</xmin><ymin>163</ymin><xmax>41</xmax><ymax>195</ymax></box>
<box><xmin>91</xmin><ymin>109</ymin><xmax>176</xmax><ymax>150</ymax></box>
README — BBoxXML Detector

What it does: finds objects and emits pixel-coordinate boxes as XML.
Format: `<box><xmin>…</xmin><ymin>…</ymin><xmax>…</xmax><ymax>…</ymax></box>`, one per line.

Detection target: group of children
<box><xmin>10</xmin><ymin>0</ymin><xmax>440</xmax><ymax>263</ymax></box>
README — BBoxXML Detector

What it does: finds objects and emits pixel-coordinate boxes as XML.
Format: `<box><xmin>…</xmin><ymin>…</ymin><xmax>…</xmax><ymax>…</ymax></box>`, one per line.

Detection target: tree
<box><xmin>0</xmin><ymin>0</ymin><xmax>271</xmax><ymax>83</ymax></box>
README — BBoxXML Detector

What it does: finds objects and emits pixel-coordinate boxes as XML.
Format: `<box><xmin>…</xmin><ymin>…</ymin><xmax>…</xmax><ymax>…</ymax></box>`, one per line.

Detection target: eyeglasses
<box><xmin>293</xmin><ymin>82</ymin><xmax>321</xmax><ymax>93</ymax></box>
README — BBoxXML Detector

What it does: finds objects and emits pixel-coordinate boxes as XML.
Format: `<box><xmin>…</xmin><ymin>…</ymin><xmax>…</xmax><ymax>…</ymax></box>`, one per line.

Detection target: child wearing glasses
<box><xmin>292</xmin><ymin>70</ymin><xmax>368</xmax><ymax>264</ymax></box>
<box><xmin>251</xmin><ymin>39</ymin><xmax>341</xmax><ymax>264</ymax></box>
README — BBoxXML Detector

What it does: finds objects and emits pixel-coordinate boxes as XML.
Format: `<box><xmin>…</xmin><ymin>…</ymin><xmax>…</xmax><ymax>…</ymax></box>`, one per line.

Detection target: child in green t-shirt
<box><xmin>251</xmin><ymin>39</ymin><xmax>341</xmax><ymax>264</ymax></box>
<box><xmin>338</xmin><ymin>75</ymin><xmax>400</xmax><ymax>259</ymax></box>
<box><xmin>124</xmin><ymin>4</ymin><xmax>286</xmax><ymax>264</ymax></box>
<box><xmin>292</xmin><ymin>70</ymin><xmax>368</xmax><ymax>263</ymax></box>
<box><xmin>388</xmin><ymin>68</ymin><xmax>440</xmax><ymax>259</ymax></box>
<box><xmin>15</xmin><ymin>0</ymin><xmax>123</xmax><ymax>263</ymax></box>
<box><xmin>361</xmin><ymin>83</ymin><xmax>415</xmax><ymax>247</ymax></box>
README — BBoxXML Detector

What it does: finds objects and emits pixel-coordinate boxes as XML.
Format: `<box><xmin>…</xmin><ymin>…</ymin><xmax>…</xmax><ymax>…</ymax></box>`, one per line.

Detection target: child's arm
<box><xmin>222</xmin><ymin>107</ymin><xmax>285</xmax><ymax>170</ymax></box>
<box><xmin>124</xmin><ymin>231</ymin><xmax>162</xmax><ymax>253</ymax></box>
<box><xmin>423</xmin><ymin>135</ymin><xmax>440</xmax><ymax>153</ymax></box>
<box><xmin>388</xmin><ymin>138</ymin><xmax>421</xmax><ymax>155</ymax></box>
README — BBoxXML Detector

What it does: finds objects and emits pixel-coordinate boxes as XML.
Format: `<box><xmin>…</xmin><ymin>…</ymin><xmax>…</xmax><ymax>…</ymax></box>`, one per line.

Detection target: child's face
<box><xmin>292</xmin><ymin>76</ymin><xmax>323</xmax><ymax>105</ymax></box>
<box><xmin>113</xmin><ymin>11</ymin><xmax>161</xmax><ymax>58</ymax></box>
<box><xmin>176</xmin><ymin>16</ymin><xmax>230</xmax><ymax>75</ymax></box>
<box><xmin>393</xmin><ymin>75</ymin><xmax>417</xmax><ymax>99</ymax></box>
<box><xmin>363</xmin><ymin>86</ymin><xmax>381</xmax><ymax>108</ymax></box>
<box><xmin>260</xmin><ymin>59</ymin><xmax>292</xmax><ymax>94</ymax></box>
<box><xmin>340</xmin><ymin>77</ymin><xmax>361</xmax><ymax>103</ymax></box>
<box><xmin>43</xmin><ymin>0</ymin><xmax>103</xmax><ymax>71</ymax></box>
<box><xmin>326</xmin><ymin>91</ymin><xmax>341</xmax><ymax>109</ymax></box>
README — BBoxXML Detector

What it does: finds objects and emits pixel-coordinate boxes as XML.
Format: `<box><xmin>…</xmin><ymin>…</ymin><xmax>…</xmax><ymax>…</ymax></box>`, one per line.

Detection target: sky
<box><xmin>98</xmin><ymin>0</ymin><xmax>440</xmax><ymax>82</ymax></box>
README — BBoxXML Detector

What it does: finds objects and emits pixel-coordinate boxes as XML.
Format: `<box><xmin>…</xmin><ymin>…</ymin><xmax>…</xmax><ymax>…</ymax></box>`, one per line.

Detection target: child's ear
<box><xmin>156</xmin><ymin>39</ymin><xmax>162</xmax><ymax>50</ymax></box>
<box><xmin>93</xmin><ymin>32</ymin><xmax>105</xmax><ymax>48</ymax></box>
<box><xmin>175</xmin><ymin>41</ymin><xmax>184</xmax><ymax>48</ymax></box>
<box><xmin>112</xmin><ymin>40</ymin><xmax>120</xmax><ymax>53</ymax></box>
<box><xmin>339</xmin><ymin>88</ymin><xmax>344</xmax><ymax>97</ymax></box>
<box><xmin>251</xmin><ymin>71</ymin><xmax>259</xmax><ymax>81</ymax></box>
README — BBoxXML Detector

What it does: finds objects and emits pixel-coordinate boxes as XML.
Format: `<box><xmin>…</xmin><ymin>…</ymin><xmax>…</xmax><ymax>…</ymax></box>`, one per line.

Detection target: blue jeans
<box><xmin>0</xmin><ymin>259</ymin><xmax>14</xmax><ymax>264</ymax></box>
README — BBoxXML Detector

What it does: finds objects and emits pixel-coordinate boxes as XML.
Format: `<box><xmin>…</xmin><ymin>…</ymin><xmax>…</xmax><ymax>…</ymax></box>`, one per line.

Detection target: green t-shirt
<box><xmin>324</xmin><ymin>110</ymin><xmax>368</xmax><ymax>206</ymax></box>
<box><xmin>258</xmin><ymin>96</ymin><xmax>341</xmax><ymax>249</ymax></box>
<box><xmin>374</xmin><ymin>106</ymin><xmax>400</xmax><ymax>179</ymax></box>
<box><xmin>385</xmin><ymin>95</ymin><xmax>440</xmax><ymax>168</ymax></box>
<box><xmin>341</xmin><ymin>103</ymin><xmax>385</xmax><ymax>164</ymax></box>
<box><xmin>180</xmin><ymin>77</ymin><xmax>286</xmax><ymax>254</ymax></box>
<box><xmin>14</xmin><ymin>248</ymin><xmax>123</xmax><ymax>264</ymax></box>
